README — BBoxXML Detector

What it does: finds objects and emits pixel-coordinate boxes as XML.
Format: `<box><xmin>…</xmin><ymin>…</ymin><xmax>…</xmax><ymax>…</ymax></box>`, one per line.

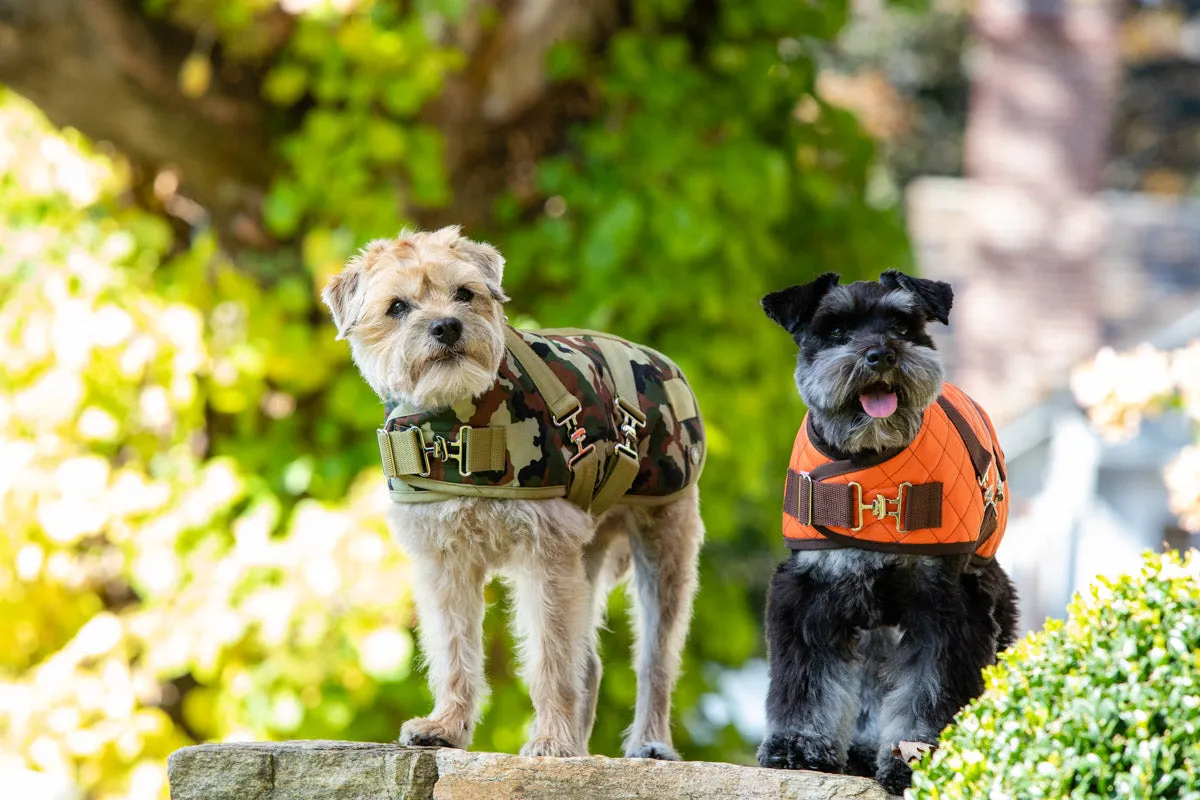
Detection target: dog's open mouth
<box><xmin>859</xmin><ymin>381</ymin><xmax>898</xmax><ymax>419</ymax></box>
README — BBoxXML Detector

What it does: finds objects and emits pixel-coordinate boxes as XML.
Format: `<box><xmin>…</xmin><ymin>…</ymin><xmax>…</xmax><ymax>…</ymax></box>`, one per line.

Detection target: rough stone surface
<box><xmin>167</xmin><ymin>741</ymin><xmax>438</xmax><ymax>800</ymax></box>
<box><xmin>168</xmin><ymin>741</ymin><xmax>896</xmax><ymax>800</ymax></box>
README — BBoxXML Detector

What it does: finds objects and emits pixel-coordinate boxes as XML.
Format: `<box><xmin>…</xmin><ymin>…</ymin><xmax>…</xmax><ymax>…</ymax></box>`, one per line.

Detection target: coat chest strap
<box><xmin>784</xmin><ymin>470</ymin><xmax>943</xmax><ymax>532</ymax></box>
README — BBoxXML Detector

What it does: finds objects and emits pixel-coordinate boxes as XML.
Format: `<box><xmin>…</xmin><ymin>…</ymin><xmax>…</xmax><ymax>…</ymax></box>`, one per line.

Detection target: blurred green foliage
<box><xmin>0</xmin><ymin>1</ymin><xmax>910</xmax><ymax>797</ymax></box>
<box><xmin>910</xmin><ymin>550</ymin><xmax>1200</xmax><ymax>799</ymax></box>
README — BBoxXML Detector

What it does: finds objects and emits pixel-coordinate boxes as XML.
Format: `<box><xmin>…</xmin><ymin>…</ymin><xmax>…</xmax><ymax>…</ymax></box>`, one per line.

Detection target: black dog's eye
<box><xmin>387</xmin><ymin>299</ymin><xmax>411</xmax><ymax>318</ymax></box>
<box><xmin>895</xmin><ymin>325</ymin><xmax>908</xmax><ymax>337</ymax></box>
<box><xmin>830</xmin><ymin>327</ymin><xmax>848</xmax><ymax>341</ymax></box>
<box><xmin>453</xmin><ymin>286</ymin><xmax>474</xmax><ymax>303</ymax></box>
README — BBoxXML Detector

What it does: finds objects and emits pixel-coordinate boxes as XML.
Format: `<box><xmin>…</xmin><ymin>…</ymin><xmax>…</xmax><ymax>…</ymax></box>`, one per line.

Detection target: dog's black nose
<box><xmin>429</xmin><ymin>317</ymin><xmax>462</xmax><ymax>345</ymax></box>
<box><xmin>865</xmin><ymin>346</ymin><xmax>897</xmax><ymax>369</ymax></box>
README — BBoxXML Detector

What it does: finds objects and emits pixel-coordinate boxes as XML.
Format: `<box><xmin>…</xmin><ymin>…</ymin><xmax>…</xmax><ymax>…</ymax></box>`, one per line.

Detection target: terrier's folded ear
<box><xmin>761</xmin><ymin>272</ymin><xmax>840</xmax><ymax>338</ymax></box>
<box><xmin>322</xmin><ymin>259</ymin><xmax>367</xmax><ymax>341</ymax></box>
<box><xmin>880</xmin><ymin>270</ymin><xmax>953</xmax><ymax>325</ymax></box>
<box><xmin>452</xmin><ymin>237</ymin><xmax>509</xmax><ymax>303</ymax></box>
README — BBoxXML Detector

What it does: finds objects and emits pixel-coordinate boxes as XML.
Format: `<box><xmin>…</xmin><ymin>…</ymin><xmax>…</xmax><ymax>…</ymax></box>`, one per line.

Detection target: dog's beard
<box><xmin>353</xmin><ymin>316</ymin><xmax>504</xmax><ymax>410</ymax></box>
<box><xmin>796</xmin><ymin>341</ymin><xmax>943</xmax><ymax>456</ymax></box>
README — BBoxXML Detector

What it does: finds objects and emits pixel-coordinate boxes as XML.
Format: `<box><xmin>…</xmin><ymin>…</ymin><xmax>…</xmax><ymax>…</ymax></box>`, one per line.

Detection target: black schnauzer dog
<box><xmin>756</xmin><ymin>270</ymin><xmax>1019</xmax><ymax>793</ymax></box>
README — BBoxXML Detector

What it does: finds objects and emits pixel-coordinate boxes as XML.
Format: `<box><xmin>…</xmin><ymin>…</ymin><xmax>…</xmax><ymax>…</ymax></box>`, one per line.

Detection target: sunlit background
<box><xmin>2</xmin><ymin>0</ymin><xmax>1198</xmax><ymax>798</ymax></box>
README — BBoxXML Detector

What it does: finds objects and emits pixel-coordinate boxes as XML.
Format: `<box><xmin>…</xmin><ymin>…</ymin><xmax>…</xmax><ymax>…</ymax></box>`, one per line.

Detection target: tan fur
<box><xmin>324</xmin><ymin>227</ymin><xmax>704</xmax><ymax>758</ymax></box>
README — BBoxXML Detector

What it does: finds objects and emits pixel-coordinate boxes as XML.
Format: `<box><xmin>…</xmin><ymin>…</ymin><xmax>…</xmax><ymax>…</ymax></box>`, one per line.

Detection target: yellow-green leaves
<box><xmin>910</xmin><ymin>550</ymin><xmax>1200</xmax><ymax>799</ymax></box>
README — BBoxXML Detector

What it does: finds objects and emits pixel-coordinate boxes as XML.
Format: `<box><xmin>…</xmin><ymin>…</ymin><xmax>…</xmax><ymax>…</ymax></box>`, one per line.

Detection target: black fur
<box><xmin>761</xmin><ymin>272</ymin><xmax>840</xmax><ymax>340</ymax></box>
<box><xmin>757</xmin><ymin>272</ymin><xmax>1020</xmax><ymax>793</ymax></box>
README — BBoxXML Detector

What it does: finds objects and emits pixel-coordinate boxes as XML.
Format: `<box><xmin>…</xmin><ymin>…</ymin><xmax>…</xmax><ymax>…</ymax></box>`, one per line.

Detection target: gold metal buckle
<box><xmin>438</xmin><ymin>426</ymin><xmax>473</xmax><ymax>477</ymax></box>
<box><xmin>848</xmin><ymin>481</ymin><xmax>912</xmax><ymax>533</ymax></box>
<box><xmin>409</xmin><ymin>425</ymin><xmax>473</xmax><ymax>477</ymax></box>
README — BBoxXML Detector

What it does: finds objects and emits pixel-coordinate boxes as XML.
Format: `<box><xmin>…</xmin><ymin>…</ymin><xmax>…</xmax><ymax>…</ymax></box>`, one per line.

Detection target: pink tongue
<box><xmin>860</xmin><ymin>390</ymin><xmax>898</xmax><ymax>418</ymax></box>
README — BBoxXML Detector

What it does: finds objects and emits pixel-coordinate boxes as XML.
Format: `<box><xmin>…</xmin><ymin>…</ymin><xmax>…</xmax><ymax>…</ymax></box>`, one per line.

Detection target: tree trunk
<box><xmin>0</xmin><ymin>0</ymin><xmax>616</xmax><ymax>252</ymax></box>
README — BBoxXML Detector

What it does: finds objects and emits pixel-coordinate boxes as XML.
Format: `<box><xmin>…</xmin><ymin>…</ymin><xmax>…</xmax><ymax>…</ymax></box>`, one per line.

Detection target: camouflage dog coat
<box><xmin>377</xmin><ymin>326</ymin><xmax>706</xmax><ymax>515</ymax></box>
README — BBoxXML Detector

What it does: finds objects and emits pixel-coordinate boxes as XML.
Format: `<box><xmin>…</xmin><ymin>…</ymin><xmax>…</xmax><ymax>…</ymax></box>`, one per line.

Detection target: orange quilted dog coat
<box><xmin>782</xmin><ymin>383</ymin><xmax>1008</xmax><ymax>560</ymax></box>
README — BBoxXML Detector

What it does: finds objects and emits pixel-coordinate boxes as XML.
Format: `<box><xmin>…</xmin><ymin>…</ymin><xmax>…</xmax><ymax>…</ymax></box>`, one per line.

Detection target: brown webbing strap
<box><xmin>968</xmin><ymin>397</ymin><xmax>1006</xmax><ymax>482</ymax></box>
<box><xmin>783</xmin><ymin>470</ymin><xmax>942</xmax><ymax>531</ymax></box>
<box><xmin>904</xmin><ymin>482</ymin><xmax>943</xmax><ymax>530</ymax></box>
<box><xmin>975</xmin><ymin>505</ymin><xmax>999</xmax><ymax>549</ymax></box>
<box><xmin>936</xmin><ymin>397</ymin><xmax>993</xmax><ymax>482</ymax></box>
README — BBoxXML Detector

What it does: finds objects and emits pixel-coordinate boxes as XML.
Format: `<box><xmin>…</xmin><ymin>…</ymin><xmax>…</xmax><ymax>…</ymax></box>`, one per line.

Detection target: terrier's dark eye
<box><xmin>453</xmin><ymin>286</ymin><xmax>474</xmax><ymax>303</ymax></box>
<box><xmin>830</xmin><ymin>328</ymin><xmax>847</xmax><ymax>341</ymax></box>
<box><xmin>387</xmin><ymin>299</ymin><xmax>411</xmax><ymax>318</ymax></box>
<box><xmin>895</xmin><ymin>325</ymin><xmax>908</xmax><ymax>337</ymax></box>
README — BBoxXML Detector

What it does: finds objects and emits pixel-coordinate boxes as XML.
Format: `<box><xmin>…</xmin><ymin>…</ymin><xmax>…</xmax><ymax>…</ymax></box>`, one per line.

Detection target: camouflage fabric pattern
<box><xmin>384</xmin><ymin>327</ymin><xmax>705</xmax><ymax>501</ymax></box>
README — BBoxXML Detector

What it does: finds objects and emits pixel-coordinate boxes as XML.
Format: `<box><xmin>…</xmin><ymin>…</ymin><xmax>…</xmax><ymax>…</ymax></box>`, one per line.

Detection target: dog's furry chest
<box><xmin>386</xmin><ymin>497</ymin><xmax>597</xmax><ymax>566</ymax></box>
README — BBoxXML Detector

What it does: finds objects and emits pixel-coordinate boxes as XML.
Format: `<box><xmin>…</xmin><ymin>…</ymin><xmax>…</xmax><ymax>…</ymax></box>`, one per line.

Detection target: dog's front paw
<box><xmin>399</xmin><ymin>717</ymin><xmax>468</xmax><ymax>749</ymax></box>
<box><xmin>625</xmin><ymin>741</ymin><xmax>680</xmax><ymax>761</ymax></box>
<box><xmin>876</xmin><ymin>756</ymin><xmax>914</xmax><ymax>794</ymax></box>
<box><xmin>845</xmin><ymin>741</ymin><xmax>877</xmax><ymax>778</ymax></box>
<box><xmin>520</xmin><ymin>736</ymin><xmax>582</xmax><ymax>758</ymax></box>
<box><xmin>757</xmin><ymin>731</ymin><xmax>841</xmax><ymax>773</ymax></box>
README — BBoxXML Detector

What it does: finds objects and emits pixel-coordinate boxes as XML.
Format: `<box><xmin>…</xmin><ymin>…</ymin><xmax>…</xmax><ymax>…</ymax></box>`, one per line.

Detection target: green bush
<box><xmin>910</xmin><ymin>550</ymin><xmax>1200</xmax><ymax>800</ymax></box>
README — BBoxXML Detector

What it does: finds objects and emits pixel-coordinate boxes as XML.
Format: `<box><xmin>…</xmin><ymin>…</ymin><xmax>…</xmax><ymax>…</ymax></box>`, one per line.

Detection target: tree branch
<box><xmin>0</xmin><ymin>0</ymin><xmax>275</xmax><ymax>249</ymax></box>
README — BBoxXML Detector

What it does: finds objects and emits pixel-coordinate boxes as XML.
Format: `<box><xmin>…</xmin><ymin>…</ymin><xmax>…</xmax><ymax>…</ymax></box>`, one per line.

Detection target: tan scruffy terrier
<box><xmin>323</xmin><ymin>226</ymin><xmax>706</xmax><ymax>759</ymax></box>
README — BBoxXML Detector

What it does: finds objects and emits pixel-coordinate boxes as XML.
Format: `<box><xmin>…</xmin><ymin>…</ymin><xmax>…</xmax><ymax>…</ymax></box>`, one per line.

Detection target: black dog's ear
<box><xmin>761</xmin><ymin>272</ymin><xmax>840</xmax><ymax>336</ymax></box>
<box><xmin>880</xmin><ymin>269</ymin><xmax>953</xmax><ymax>325</ymax></box>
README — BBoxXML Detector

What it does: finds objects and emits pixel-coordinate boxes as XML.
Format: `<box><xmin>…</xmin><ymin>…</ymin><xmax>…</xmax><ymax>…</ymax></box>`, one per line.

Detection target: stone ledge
<box><xmin>167</xmin><ymin>740</ymin><xmax>896</xmax><ymax>800</ymax></box>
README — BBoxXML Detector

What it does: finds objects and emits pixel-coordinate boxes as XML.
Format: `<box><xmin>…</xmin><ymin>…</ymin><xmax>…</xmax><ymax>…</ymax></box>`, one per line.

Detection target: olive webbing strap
<box><xmin>461</xmin><ymin>427</ymin><xmax>508</xmax><ymax>473</ymax></box>
<box><xmin>565</xmin><ymin>449</ymin><xmax>600</xmax><ymax>509</ymax></box>
<box><xmin>377</xmin><ymin>426</ymin><xmax>508</xmax><ymax>477</ymax></box>
<box><xmin>503</xmin><ymin>327</ymin><xmax>581</xmax><ymax>422</ymax></box>
<box><xmin>378</xmin><ymin>428</ymin><xmax>427</xmax><ymax>477</ymax></box>
<box><xmin>505</xmin><ymin>326</ymin><xmax>600</xmax><ymax>509</ymax></box>
<box><xmin>588</xmin><ymin>337</ymin><xmax>647</xmax><ymax>515</ymax></box>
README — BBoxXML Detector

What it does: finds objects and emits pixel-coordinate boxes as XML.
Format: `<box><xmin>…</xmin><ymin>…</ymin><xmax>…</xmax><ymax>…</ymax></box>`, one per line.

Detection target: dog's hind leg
<box><xmin>576</xmin><ymin>511</ymin><xmax>634</xmax><ymax>751</ymax></box>
<box><xmin>398</xmin><ymin>549</ymin><xmax>487</xmax><ymax>749</ymax></box>
<box><xmin>758</xmin><ymin>556</ymin><xmax>865</xmax><ymax>773</ymax></box>
<box><xmin>971</xmin><ymin>559</ymin><xmax>1021</xmax><ymax>652</ymax></box>
<box><xmin>874</xmin><ymin>560</ymin><xmax>998</xmax><ymax>793</ymax></box>
<box><xmin>623</xmin><ymin>485</ymin><xmax>703</xmax><ymax>760</ymax></box>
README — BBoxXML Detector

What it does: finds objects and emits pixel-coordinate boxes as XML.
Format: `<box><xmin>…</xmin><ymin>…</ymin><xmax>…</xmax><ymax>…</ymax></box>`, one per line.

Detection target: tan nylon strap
<box><xmin>565</xmin><ymin>447</ymin><xmax>600</xmax><ymax>510</ymax></box>
<box><xmin>592</xmin><ymin>338</ymin><xmax>643</xmax><ymax>419</ymax></box>
<box><xmin>589</xmin><ymin>449</ymin><xmax>640</xmax><ymax>516</ymax></box>
<box><xmin>462</xmin><ymin>427</ymin><xmax>508</xmax><ymax>473</ymax></box>
<box><xmin>379</xmin><ymin>426</ymin><xmax>507</xmax><ymax>477</ymax></box>
<box><xmin>503</xmin><ymin>327</ymin><xmax>581</xmax><ymax>422</ymax></box>
<box><xmin>586</xmin><ymin>336</ymin><xmax>645</xmax><ymax>513</ymax></box>
<box><xmin>378</xmin><ymin>428</ymin><xmax>428</xmax><ymax>477</ymax></box>
<box><xmin>783</xmin><ymin>470</ymin><xmax>942</xmax><ymax>531</ymax></box>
